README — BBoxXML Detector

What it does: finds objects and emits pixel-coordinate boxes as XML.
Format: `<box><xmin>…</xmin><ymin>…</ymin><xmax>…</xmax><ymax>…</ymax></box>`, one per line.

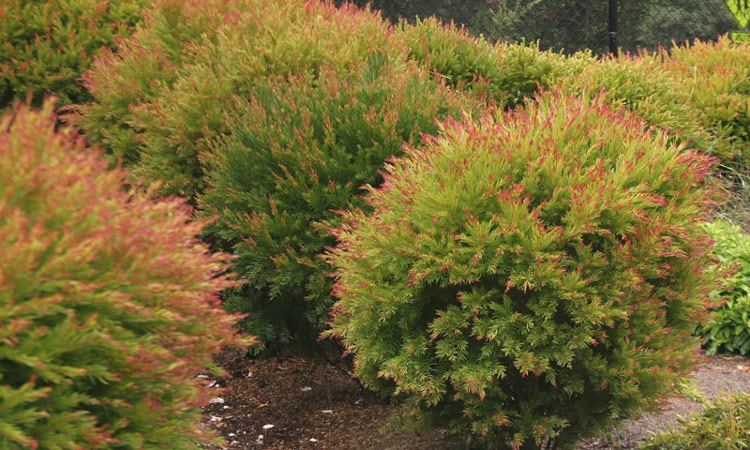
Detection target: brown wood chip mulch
<box><xmin>198</xmin><ymin>349</ymin><xmax>750</xmax><ymax>450</ymax></box>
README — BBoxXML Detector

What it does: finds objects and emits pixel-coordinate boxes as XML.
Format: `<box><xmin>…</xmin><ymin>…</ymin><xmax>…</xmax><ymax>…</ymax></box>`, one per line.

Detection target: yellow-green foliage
<box><xmin>0</xmin><ymin>0</ymin><xmax>147</xmax><ymax>109</ymax></box>
<box><xmin>661</xmin><ymin>37</ymin><xmax>750</xmax><ymax>167</ymax></box>
<box><xmin>0</xmin><ymin>101</ymin><xmax>252</xmax><ymax>449</ymax></box>
<box><xmin>79</xmin><ymin>0</ymin><xmax>477</xmax><ymax>351</ymax></box>
<box><xmin>641</xmin><ymin>391</ymin><xmax>750</xmax><ymax>450</ymax></box>
<box><xmin>399</xmin><ymin>17</ymin><xmax>592</xmax><ymax>108</ymax></box>
<box><xmin>560</xmin><ymin>52</ymin><xmax>713</xmax><ymax>155</ymax></box>
<box><xmin>326</xmin><ymin>91</ymin><xmax>720</xmax><ymax>448</ymax></box>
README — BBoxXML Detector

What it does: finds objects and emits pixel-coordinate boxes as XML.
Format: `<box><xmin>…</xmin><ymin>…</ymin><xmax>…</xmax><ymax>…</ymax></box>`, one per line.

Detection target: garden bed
<box><xmin>200</xmin><ymin>350</ymin><xmax>750</xmax><ymax>449</ymax></box>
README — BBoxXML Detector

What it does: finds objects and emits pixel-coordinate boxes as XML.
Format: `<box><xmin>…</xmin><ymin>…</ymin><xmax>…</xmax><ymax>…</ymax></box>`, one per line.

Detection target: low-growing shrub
<box><xmin>660</xmin><ymin>37</ymin><xmax>750</xmax><ymax>168</ymax></box>
<box><xmin>0</xmin><ymin>0</ymin><xmax>147</xmax><ymax>109</ymax></box>
<box><xmin>560</xmin><ymin>52</ymin><xmax>712</xmax><ymax>155</ymax></box>
<box><xmin>640</xmin><ymin>391</ymin><xmax>750</xmax><ymax>450</ymax></box>
<box><xmin>197</xmin><ymin>51</ymin><xmax>469</xmax><ymax>352</ymax></box>
<box><xmin>78</xmin><ymin>0</ymin><xmax>478</xmax><ymax>351</ymax></box>
<box><xmin>78</xmin><ymin>0</ymin><xmax>404</xmax><ymax>197</ymax></box>
<box><xmin>399</xmin><ymin>17</ymin><xmax>592</xmax><ymax>108</ymax></box>
<box><xmin>326</xmin><ymin>91</ymin><xmax>720</xmax><ymax>448</ymax></box>
<box><xmin>696</xmin><ymin>221</ymin><xmax>750</xmax><ymax>355</ymax></box>
<box><xmin>0</xmin><ymin>101</ymin><xmax>253</xmax><ymax>450</ymax></box>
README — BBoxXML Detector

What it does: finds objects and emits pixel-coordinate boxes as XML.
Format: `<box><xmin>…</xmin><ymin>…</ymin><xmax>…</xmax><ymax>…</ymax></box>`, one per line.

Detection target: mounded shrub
<box><xmin>0</xmin><ymin>0</ymin><xmax>147</xmax><ymax>109</ymax></box>
<box><xmin>78</xmin><ymin>0</ymin><xmax>407</xmax><ymax>197</ymax></box>
<box><xmin>696</xmin><ymin>221</ymin><xmax>750</xmax><ymax>355</ymax></box>
<box><xmin>196</xmin><ymin>47</ymin><xmax>470</xmax><ymax>352</ymax></box>
<box><xmin>560</xmin><ymin>52</ymin><xmax>712</xmax><ymax>156</ymax></box>
<box><xmin>640</xmin><ymin>391</ymin><xmax>750</xmax><ymax>450</ymax></box>
<box><xmin>325</xmin><ymin>91</ymin><xmax>720</xmax><ymax>448</ymax></box>
<box><xmin>398</xmin><ymin>17</ymin><xmax>593</xmax><ymax>108</ymax></box>
<box><xmin>0</xmin><ymin>100</ymin><xmax>253</xmax><ymax>450</ymax></box>
<box><xmin>78</xmin><ymin>0</ymin><xmax>477</xmax><ymax>351</ymax></box>
<box><xmin>660</xmin><ymin>37</ymin><xmax>750</xmax><ymax>168</ymax></box>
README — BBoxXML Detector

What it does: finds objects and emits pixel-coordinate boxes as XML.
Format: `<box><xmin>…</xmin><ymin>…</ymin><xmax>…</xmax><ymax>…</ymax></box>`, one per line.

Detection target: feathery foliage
<box><xmin>0</xmin><ymin>0</ymin><xmax>147</xmax><ymax>109</ymax></box>
<box><xmin>326</xmin><ymin>91</ymin><xmax>721</xmax><ymax>448</ymax></box>
<box><xmin>0</xmin><ymin>100</ymin><xmax>253</xmax><ymax>450</ymax></box>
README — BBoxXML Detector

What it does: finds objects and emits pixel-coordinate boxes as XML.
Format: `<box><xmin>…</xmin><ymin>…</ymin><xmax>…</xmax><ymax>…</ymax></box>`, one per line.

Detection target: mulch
<box><xmin>198</xmin><ymin>349</ymin><xmax>750</xmax><ymax>450</ymax></box>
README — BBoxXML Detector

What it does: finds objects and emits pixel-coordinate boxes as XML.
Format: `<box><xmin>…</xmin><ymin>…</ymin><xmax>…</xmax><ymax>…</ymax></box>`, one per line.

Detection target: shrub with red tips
<box><xmin>0</xmin><ymin>0</ymin><xmax>147</xmax><ymax>109</ymax></box>
<box><xmin>326</xmin><ymin>91</ymin><xmax>721</xmax><ymax>448</ymax></box>
<box><xmin>0</xmin><ymin>101</ymin><xmax>253</xmax><ymax>450</ymax></box>
<box><xmin>660</xmin><ymin>36</ymin><xmax>750</xmax><ymax>167</ymax></box>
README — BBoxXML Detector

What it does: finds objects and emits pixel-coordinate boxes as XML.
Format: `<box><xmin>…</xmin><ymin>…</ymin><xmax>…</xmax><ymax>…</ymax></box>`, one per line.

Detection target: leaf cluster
<box><xmin>697</xmin><ymin>221</ymin><xmax>750</xmax><ymax>355</ymax></box>
<box><xmin>640</xmin><ymin>391</ymin><xmax>750</xmax><ymax>450</ymax></box>
<box><xmin>0</xmin><ymin>0</ymin><xmax>147</xmax><ymax>109</ymax></box>
<box><xmin>660</xmin><ymin>37</ymin><xmax>750</xmax><ymax>169</ymax></box>
<box><xmin>327</xmin><ymin>91</ymin><xmax>720</xmax><ymax>448</ymax></box>
<box><xmin>77</xmin><ymin>0</ymin><xmax>479</xmax><ymax>351</ymax></box>
<box><xmin>0</xmin><ymin>101</ymin><xmax>252</xmax><ymax>450</ymax></box>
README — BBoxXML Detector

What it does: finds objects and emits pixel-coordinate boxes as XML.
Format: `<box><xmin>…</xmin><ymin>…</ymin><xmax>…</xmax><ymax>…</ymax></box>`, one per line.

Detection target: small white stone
<box><xmin>230</xmin><ymin>441</ymin><xmax>240</xmax><ymax>446</ymax></box>
<box><xmin>310</xmin><ymin>438</ymin><xmax>318</xmax><ymax>442</ymax></box>
<box><xmin>197</xmin><ymin>374</ymin><xmax>210</xmax><ymax>379</ymax></box>
<box><xmin>228</xmin><ymin>433</ymin><xmax>236</xmax><ymax>437</ymax></box>
<box><xmin>208</xmin><ymin>397</ymin><xmax>225</xmax><ymax>404</ymax></box>
<box><xmin>210</xmin><ymin>415</ymin><xmax>222</xmax><ymax>422</ymax></box>
<box><xmin>256</xmin><ymin>434</ymin><xmax>264</xmax><ymax>443</ymax></box>
<box><xmin>223</xmin><ymin>405</ymin><xmax>230</xmax><ymax>409</ymax></box>
<box><xmin>321</xmin><ymin>410</ymin><xmax>333</xmax><ymax>414</ymax></box>
<box><xmin>247</xmin><ymin>370</ymin><xmax>253</xmax><ymax>377</ymax></box>
<box><xmin>262</xmin><ymin>424</ymin><xmax>274</xmax><ymax>430</ymax></box>
<box><xmin>302</xmin><ymin>386</ymin><xmax>312</xmax><ymax>392</ymax></box>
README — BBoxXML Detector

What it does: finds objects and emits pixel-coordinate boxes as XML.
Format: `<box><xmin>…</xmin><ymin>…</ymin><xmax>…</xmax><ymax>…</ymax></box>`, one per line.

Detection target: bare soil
<box><xmin>198</xmin><ymin>350</ymin><xmax>750</xmax><ymax>449</ymax></box>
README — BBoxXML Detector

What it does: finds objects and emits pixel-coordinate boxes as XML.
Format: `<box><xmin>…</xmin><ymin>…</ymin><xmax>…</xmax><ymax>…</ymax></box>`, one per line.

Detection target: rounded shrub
<box><xmin>560</xmin><ymin>52</ymin><xmax>712</xmax><ymax>156</ymax></box>
<box><xmin>398</xmin><ymin>17</ymin><xmax>593</xmax><ymax>109</ymax></box>
<box><xmin>696</xmin><ymin>221</ymin><xmax>750</xmax><ymax>355</ymax></box>
<box><xmin>0</xmin><ymin>0</ymin><xmax>147</xmax><ymax>109</ymax></box>
<box><xmin>78</xmin><ymin>0</ymin><xmax>478</xmax><ymax>351</ymax></box>
<box><xmin>0</xmin><ymin>100</ymin><xmax>253</xmax><ymax>450</ymax></box>
<box><xmin>640</xmin><ymin>391</ymin><xmax>750</xmax><ymax>450</ymax></box>
<box><xmin>78</xmin><ymin>0</ymin><xmax>407</xmax><ymax>197</ymax></box>
<box><xmin>660</xmin><ymin>37</ymin><xmax>750</xmax><ymax>168</ymax></box>
<box><xmin>326</xmin><ymin>91</ymin><xmax>720</xmax><ymax>448</ymax></box>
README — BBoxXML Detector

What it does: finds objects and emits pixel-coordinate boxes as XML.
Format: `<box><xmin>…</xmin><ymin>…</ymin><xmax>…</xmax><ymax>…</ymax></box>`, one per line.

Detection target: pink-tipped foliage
<box><xmin>326</xmin><ymin>91</ymin><xmax>722</xmax><ymax>448</ymax></box>
<box><xmin>0</xmin><ymin>101</ymin><xmax>253</xmax><ymax>450</ymax></box>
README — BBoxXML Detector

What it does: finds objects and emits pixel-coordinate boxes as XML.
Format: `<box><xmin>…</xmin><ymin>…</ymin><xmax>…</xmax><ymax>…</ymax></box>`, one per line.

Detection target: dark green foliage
<box><xmin>619</xmin><ymin>0</ymin><xmax>737</xmax><ymax>55</ymax></box>
<box><xmin>0</xmin><ymin>0</ymin><xmax>147</xmax><ymax>109</ymax></box>
<box><xmin>696</xmin><ymin>221</ymin><xmax>750</xmax><ymax>355</ymax></box>
<box><xmin>199</xmin><ymin>56</ymin><xmax>469</xmax><ymax>352</ymax></box>
<box><xmin>640</xmin><ymin>391</ymin><xmax>750</xmax><ymax>450</ymax></box>
<box><xmin>79</xmin><ymin>0</ymin><xmax>476</xmax><ymax>351</ymax></box>
<box><xmin>326</xmin><ymin>91</ymin><xmax>720</xmax><ymax>448</ymax></box>
<box><xmin>0</xmin><ymin>101</ymin><xmax>252</xmax><ymax>450</ymax></box>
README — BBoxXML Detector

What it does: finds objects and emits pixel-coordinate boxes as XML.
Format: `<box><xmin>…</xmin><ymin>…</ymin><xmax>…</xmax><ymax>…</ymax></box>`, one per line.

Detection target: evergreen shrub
<box><xmin>78</xmin><ymin>0</ymin><xmax>404</xmax><ymax>197</ymax></box>
<box><xmin>79</xmin><ymin>0</ymin><xmax>476</xmax><ymax>350</ymax></box>
<box><xmin>696</xmin><ymin>221</ymin><xmax>750</xmax><ymax>355</ymax></box>
<box><xmin>640</xmin><ymin>391</ymin><xmax>750</xmax><ymax>450</ymax></box>
<box><xmin>660</xmin><ymin>37</ymin><xmax>750</xmax><ymax>168</ymax></box>
<box><xmin>0</xmin><ymin>0</ymin><xmax>147</xmax><ymax>109</ymax></box>
<box><xmin>560</xmin><ymin>52</ymin><xmax>712</xmax><ymax>155</ymax></box>
<box><xmin>0</xmin><ymin>101</ymin><xmax>252</xmax><ymax>450</ymax></box>
<box><xmin>399</xmin><ymin>17</ymin><xmax>592</xmax><ymax>109</ymax></box>
<box><xmin>326</xmin><ymin>91</ymin><xmax>720</xmax><ymax>448</ymax></box>
<box><xmin>196</xmin><ymin>43</ymin><xmax>470</xmax><ymax>352</ymax></box>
